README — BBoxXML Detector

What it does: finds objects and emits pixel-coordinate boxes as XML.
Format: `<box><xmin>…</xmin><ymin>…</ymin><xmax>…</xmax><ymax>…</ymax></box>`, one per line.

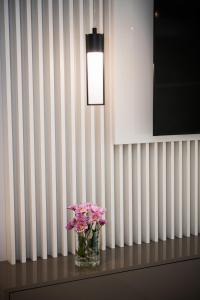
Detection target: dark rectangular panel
<box><xmin>153</xmin><ymin>0</ymin><xmax>200</xmax><ymax>135</ymax></box>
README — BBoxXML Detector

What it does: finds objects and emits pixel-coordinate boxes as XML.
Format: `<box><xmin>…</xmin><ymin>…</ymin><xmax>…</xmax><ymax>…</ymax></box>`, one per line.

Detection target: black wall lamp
<box><xmin>86</xmin><ymin>27</ymin><xmax>104</xmax><ymax>105</ymax></box>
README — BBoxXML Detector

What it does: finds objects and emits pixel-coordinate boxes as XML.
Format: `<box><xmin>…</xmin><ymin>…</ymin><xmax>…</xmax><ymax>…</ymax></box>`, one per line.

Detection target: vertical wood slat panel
<box><xmin>114</xmin><ymin>145</ymin><xmax>124</xmax><ymax>247</ymax></box>
<box><xmin>24</xmin><ymin>0</ymin><xmax>37</xmax><ymax>261</ymax></box>
<box><xmin>104</xmin><ymin>0</ymin><xmax>115</xmax><ymax>248</ymax></box>
<box><xmin>124</xmin><ymin>145</ymin><xmax>133</xmax><ymax>246</ymax></box>
<box><xmin>183</xmin><ymin>141</ymin><xmax>190</xmax><ymax>237</ymax></box>
<box><xmin>166</xmin><ymin>142</ymin><xmax>175</xmax><ymax>239</ymax></box>
<box><xmin>94</xmin><ymin>0</ymin><xmax>101</xmax><ymax>210</ymax></box>
<box><xmin>85</xmin><ymin>0</ymin><xmax>91</xmax><ymax>203</ymax></box>
<box><xmin>133</xmin><ymin>144</ymin><xmax>142</xmax><ymax>244</ymax></box>
<box><xmin>0</xmin><ymin>0</ymin><xmax>16</xmax><ymax>264</ymax></box>
<box><xmin>73</xmin><ymin>0</ymin><xmax>84</xmax><ymax>204</ymax></box>
<box><xmin>9</xmin><ymin>0</ymin><xmax>20</xmax><ymax>261</ymax></box>
<box><xmin>174</xmin><ymin>141</ymin><xmax>183</xmax><ymax>238</ymax></box>
<box><xmin>158</xmin><ymin>142</ymin><xmax>166</xmax><ymax>241</ymax></box>
<box><xmin>68</xmin><ymin>0</ymin><xmax>77</xmax><ymax>254</ymax></box>
<box><xmin>35</xmin><ymin>0</ymin><xmax>47</xmax><ymax>259</ymax></box>
<box><xmin>89</xmin><ymin>0</ymin><xmax>96</xmax><ymax>203</ymax></box>
<box><xmin>78</xmin><ymin>0</ymin><xmax>86</xmax><ymax>203</ymax></box>
<box><xmin>0</xmin><ymin>62</ymin><xmax>7</xmax><ymax>261</ymax></box>
<box><xmin>141</xmin><ymin>144</ymin><xmax>150</xmax><ymax>243</ymax></box>
<box><xmin>150</xmin><ymin>143</ymin><xmax>158</xmax><ymax>242</ymax></box>
<box><xmin>84</xmin><ymin>0</ymin><xmax>90</xmax><ymax>203</ymax></box>
<box><xmin>105</xmin><ymin>142</ymin><xmax>115</xmax><ymax>248</ymax></box>
<box><xmin>15</xmin><ymin>0</ymin><xmax>26</xmax><ymax>263</ymax></box>
<box><xmin>57</xmin><ymin>0</ymin><xmax>68</xmax><ymax>256</ymax></box>
<box><xmin>46</xmin><ymin>0</ymin><xmax>57</xmax><ymax>258</ymax></box>
<box><xmin>191</xmin><ymin>141</ymin><xmax>198</xmax><ymax>236</ymax></box>
<box><xmin>0</xmin><ymin>51</ymin><xmax>6</xmax><ymax>261</ymax></box>
<box><xmin>98</xmin><ymin>0</ymin><xmax>106</xmax><ymax>250</ymax></box>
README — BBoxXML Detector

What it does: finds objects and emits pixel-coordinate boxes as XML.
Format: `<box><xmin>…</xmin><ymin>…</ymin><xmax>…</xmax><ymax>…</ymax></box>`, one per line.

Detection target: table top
<box><xmin>0</xmin><ymin>235</ymin><xmax>200</xmax><ymax>293</ymax></box>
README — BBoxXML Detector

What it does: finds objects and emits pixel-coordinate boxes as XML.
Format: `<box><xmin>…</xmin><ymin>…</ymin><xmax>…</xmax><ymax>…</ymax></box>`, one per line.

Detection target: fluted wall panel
<box><xmin>0</xmin><ymin>0</ymin><xmax>200</xmax><ymax>263</ymax></box>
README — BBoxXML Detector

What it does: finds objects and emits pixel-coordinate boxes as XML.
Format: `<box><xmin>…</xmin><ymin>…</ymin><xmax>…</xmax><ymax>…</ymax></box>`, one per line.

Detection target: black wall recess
<box><xmin>153</xmin><ymin>0</ymin><xmax>200</xmax><ymax>136</ymax></box>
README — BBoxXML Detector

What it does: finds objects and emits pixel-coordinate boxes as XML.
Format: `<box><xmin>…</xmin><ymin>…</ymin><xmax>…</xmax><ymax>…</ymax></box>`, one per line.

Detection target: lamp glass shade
<box><xmin>87</xmin><ymin>52</ymin><xmax>103</xmax><ymax>105</ymax></box>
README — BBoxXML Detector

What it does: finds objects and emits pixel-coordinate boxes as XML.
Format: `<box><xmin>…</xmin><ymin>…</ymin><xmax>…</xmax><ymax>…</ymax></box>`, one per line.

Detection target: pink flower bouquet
<box><xmin>66</xmin><ymin>203</ymin><xmax>106</xmax><ymax>267</ymax></box>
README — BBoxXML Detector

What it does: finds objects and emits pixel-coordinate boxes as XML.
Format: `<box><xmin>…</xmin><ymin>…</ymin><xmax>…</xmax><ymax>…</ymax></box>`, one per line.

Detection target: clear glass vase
<box><xmin>75</xmin><ymin>230</ymin><xmax>100</xmax><ymax>267</ymax></box>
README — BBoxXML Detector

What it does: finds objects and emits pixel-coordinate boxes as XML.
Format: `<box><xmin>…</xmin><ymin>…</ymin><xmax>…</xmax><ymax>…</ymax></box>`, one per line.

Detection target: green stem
<box><xmin>76</xmin><ymin>230</ymin><xmax>100</xmax><ymax>260</ymax></box>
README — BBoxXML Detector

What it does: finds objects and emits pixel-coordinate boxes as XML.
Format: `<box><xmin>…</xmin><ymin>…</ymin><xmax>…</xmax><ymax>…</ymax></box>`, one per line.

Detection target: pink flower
<box><xmin>75</xmin><ymin>205</ymin><xmax>87</xmax><ymax>214</ymax></box>
<box><xmin>66</xmin><ymin>218</ymin><xmax>76</xmax><ymax>230</ymax></box>
<box><xmin>67</xmin><ymin>204</ymin><xmax>78</xmax><ymax>211</ymax></box>
<box><xmin>91</xmin><ymin>212</ymin><xmax>101</xmax><ymax>222</ymax></box>
<box><xmin>75</xmin><ymin>222</ymin><xmax>88</xmax><ymax>232</ymax></box>
<box><xmin>75</xmin><ymin>213</ymin><xmax>89</xmax><ymax>224</ymax></box>
<box><xmin>99</xmin><ymin>219</ymin><xmax>107</xmax><ymax>226</ymax></box>
<box><xmin>91</xmin><ymin>205</ymin><xmax>105</xmax><ymax>216</ymax></box>
<box><xmin>65</xmin><ymin>202</ymin><xmax>106</xmax><ymax>233</ymax></box>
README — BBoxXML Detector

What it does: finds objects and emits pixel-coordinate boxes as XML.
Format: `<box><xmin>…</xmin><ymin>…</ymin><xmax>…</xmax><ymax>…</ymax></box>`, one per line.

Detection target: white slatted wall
<box><xmin>0</xmin><ymin>0</ymin><xmax>200</xmax><ymax>264</ymax></box>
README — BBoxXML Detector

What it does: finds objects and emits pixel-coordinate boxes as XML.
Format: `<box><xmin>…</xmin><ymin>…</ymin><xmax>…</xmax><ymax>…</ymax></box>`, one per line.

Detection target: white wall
<box><xmin>0</xmin><ymin>0</ymin><xmax>199</xmax><ymax>263</ymax></box>
<box><xmin>112</xmin><ymin>0</ymin><xmax>154</xmax><ymax>144</ymax></box>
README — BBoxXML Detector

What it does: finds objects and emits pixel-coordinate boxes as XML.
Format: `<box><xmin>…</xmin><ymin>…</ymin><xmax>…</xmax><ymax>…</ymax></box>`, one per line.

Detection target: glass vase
<box><xmin>75</xmin><ymin>230</ymin><xmax>100</xmax><ymax>267</ymax></box>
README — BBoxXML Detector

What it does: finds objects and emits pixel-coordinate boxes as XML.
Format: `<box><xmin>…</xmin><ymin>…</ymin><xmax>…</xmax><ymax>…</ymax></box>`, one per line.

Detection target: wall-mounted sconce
<box><xmin>86</xmin><ymin>28</ymin><xmax>104</xmax><ymax>105</ymax></box>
